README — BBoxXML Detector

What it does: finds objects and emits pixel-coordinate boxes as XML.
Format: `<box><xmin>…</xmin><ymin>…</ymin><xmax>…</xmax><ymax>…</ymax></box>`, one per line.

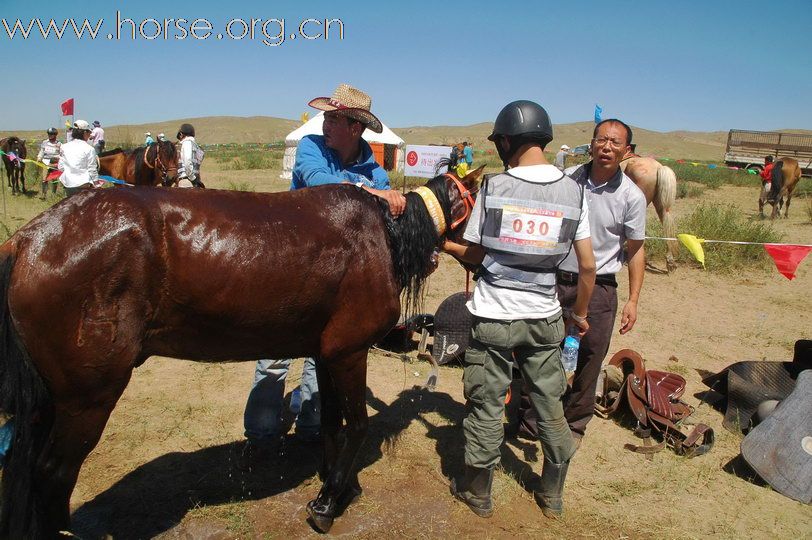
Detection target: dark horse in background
<box><xmin>97</xmin><ymin>140</ymin><xmax>178</xmax><ymax>186</ymax></box>
<box><xmin>0</xmin><ymin>165</ymin><xmax>484</xmax><ymax>537</ymax></box>
<box><xmin>0</xmin><ymin>137</ymin><xmax>28</xmax><ymax>194</ymax></box>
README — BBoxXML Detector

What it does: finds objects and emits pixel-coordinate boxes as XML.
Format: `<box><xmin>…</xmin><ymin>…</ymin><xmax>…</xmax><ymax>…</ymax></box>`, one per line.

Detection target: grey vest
<box><xmin>479</xmin><ymin>171</ymin><xmax>584</xmax><ymax>292</ymax></box>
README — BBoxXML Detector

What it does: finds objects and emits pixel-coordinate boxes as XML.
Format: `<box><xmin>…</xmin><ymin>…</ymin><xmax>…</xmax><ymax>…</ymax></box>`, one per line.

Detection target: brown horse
<box><xmin>98</xmin><ymin>140</ymin><xmax>178</xmax><ymax>186</ymax></box>
<box><xmin>620</xmin><ymin>156</ymin><xmax>679</xmax><ymax>272</ymax></box>
<box><xmin>0</xmin><ymin>137</ymin><xmax>28</xmax><ymax>194</ymax></box>
<box><xmin>758</xmin><ymin>157</ymin><xmax>803</xmax><ymax>219</ymax></box>
<box><xmin>0</xmin><ymin>166</ymin><xmax>483</xmax><ymax>537</ymax></box>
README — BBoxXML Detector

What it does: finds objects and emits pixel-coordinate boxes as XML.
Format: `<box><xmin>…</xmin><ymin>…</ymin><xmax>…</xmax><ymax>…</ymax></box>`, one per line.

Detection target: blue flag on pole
<box><xmin>594</xmin><ymin>104</ymin><xmax>602</xmax><ymax>124</ymax></box>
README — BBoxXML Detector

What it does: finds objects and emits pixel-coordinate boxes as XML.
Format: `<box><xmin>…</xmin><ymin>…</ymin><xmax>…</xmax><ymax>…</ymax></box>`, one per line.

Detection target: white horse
<box><xmin>620</xmin><ymin>156</ymin><xmax>678</xmax><ymax>272</ymax></box>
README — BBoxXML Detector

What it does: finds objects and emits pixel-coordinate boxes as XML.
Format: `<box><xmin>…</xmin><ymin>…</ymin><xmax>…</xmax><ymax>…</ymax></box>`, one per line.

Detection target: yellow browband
<box><xmin>414</xmin><ymin>186</ymin><xmax>446</xmax><ymax>236</ymax></box>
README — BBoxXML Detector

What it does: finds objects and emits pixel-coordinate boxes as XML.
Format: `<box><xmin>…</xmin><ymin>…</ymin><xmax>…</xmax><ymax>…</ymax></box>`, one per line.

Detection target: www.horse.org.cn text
<box><xmin>0</xmin><ymin>12</ymin><xmax>345</xmax><ymax>47</ymax></box>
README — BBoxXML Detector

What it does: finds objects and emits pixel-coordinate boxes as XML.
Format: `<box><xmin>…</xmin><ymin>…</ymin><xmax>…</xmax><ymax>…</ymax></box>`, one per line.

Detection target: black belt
<box><xmin>557</xmin><ymin>270</ymin><xmax>617</xmax><ymax>287</ymax></box>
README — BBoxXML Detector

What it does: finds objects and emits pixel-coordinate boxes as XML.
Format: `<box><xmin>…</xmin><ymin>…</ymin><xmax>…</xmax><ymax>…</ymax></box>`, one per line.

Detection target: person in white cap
<box><xmin>144</xmin><ymin>132</ymin><xmax>155</xmax><ymax>146</ymax></box>
<box><xmin>89</xmin><ymin>120</ymin><xmax>105</xmax><ymax>154</ymax></box>
<box><xmin>157</xmin><ymin>133</ymin><xmax>167</xmax><ymax>143</ymax></box>
<box><xmin>555</xmin><ymin>144</ymin><xmax>570</xmax><ymax>170</ymax></box>
<box><xmin>58</xmin><ymin>120</ymin><xmax>99</xmax><ymax>196</ymax></box>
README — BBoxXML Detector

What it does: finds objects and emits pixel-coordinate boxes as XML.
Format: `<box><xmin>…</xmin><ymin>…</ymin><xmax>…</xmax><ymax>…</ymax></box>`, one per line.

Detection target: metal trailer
<box><xmin>724</xmin><ymin>129</ymin><xmax>812</xmax><ymax>177</ymax></box>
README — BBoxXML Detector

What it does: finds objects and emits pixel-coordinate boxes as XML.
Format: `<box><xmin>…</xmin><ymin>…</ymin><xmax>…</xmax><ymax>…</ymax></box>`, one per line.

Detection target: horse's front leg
<box><xmin>307</xmin><ymin>350</ymin><xmax>368</xmax><ymax>533</ymax></box>
<box><xmin>784</xmin><ymin>191</ymin><xmax>792</xmax><ymax>218</ymax></box>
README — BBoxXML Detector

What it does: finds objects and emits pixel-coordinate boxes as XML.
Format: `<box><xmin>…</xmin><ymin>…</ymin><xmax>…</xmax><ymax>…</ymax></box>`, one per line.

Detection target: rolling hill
<box><xmin>3</xmin><ymin>117</ymin><xmax>810</xmax><ymax>161</ymax></box>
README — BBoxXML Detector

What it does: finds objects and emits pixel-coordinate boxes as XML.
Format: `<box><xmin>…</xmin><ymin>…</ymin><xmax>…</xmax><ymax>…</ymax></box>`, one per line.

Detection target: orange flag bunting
<box><xmin>763</xmin><ymin>244</ymin><xmax>812</xmax><ymax>280</ymax></box>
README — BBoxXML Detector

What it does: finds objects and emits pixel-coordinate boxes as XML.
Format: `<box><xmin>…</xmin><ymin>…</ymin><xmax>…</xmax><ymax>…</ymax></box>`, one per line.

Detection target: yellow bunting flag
<box><xmin>300</xmin><ymin>112</ymin><xmax>309</xmax><ymax>124</ymax></box>
<box><xmin>678</xmin><ymin>234</ymin><xmax>705</xmax><ymax>268</ymax></box>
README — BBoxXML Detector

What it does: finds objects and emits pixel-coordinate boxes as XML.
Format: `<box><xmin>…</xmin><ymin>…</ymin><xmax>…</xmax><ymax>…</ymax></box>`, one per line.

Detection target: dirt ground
<box><xmin>62</xmin><ymin>164</ymin><xmax>812</xmax><ymax>539</ymax></box>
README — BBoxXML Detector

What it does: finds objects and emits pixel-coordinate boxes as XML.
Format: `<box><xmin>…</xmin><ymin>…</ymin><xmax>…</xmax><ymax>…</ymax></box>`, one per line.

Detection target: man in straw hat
<box><xmin>239</xmin><ymin>84</ymin><xmax>405</xmax><ymax>470</ymax></box>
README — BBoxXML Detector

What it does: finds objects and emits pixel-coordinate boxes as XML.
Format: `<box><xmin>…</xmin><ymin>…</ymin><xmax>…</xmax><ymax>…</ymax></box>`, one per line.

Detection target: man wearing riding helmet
<box><xmin>176</xmin><ymin>123</ymin><xmax>205</xmax><ymax>188</ymax></box>
<box><xmin>37</xmin><ymin>127</ymin><xmax>61</xmax><ymax>199</ymax></box>
<box><xmin>443</xmin><ymin>100</ymin><xmax>596</xmax><ymax>519</ymax></box>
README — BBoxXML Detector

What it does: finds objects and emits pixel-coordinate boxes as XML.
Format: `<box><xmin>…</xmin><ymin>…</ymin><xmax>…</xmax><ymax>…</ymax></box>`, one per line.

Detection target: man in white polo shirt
<box><xmin>58</xmin><ymin>120</ymin><xmax>99</xmax><ymax>196</ymax></box>
<box><xmin>515</xmin><ymin>118</ymin><xmax>646</xmax><ymax>445</ymax></box>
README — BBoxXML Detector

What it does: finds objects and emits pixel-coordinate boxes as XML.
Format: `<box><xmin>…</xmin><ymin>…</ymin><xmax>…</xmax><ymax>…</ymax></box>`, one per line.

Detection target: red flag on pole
<box><xmin>763</xmin><ymin>244</ymin><xmax>812</xmax><ymax>280</ymax></box>
<box><xmin>60</xmin><ymin>98</ymin><xmax>74</xmax><ymax>116</ymax></box>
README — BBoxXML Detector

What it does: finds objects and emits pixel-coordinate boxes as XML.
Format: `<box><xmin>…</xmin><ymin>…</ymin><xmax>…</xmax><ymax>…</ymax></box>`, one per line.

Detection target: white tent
<box><xmin>281</xmin><ymin>112</ymin><xmax>405</xmax><ymax>180</ymax></box>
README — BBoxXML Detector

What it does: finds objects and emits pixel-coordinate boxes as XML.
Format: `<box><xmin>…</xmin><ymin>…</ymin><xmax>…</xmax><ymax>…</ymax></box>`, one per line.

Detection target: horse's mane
<box><xmin>132</xmin><ymin>146</ymin><xmax>148</xmax><ymax>180</ymax></box>
<box><xmin>98</xmin><ymin>148</ymin><xmax>124</xmax><ymax>157</ymax></box>
<box><xmin>382</xmin><ymin>174</ymin><xmax>453</xmax><ymax>318</ymax></box>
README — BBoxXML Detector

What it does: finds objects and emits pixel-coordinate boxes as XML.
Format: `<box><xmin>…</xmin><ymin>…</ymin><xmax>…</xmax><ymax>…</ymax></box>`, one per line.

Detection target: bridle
<box><xmin>142</xmin><ymin>143</ymin><xmax>175</xmax><ymax>185</ymax></box>
<box><xmin>443</xmin><ymin>173</ymin><xmax>477</xmax><ymax>231</ymax></box>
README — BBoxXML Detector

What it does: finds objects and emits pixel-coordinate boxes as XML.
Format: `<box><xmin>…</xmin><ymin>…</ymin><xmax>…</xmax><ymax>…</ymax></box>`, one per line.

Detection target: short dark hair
<box><xmin>593</xmin><ymin>118</ymin><xmax>633</xmax><ymax>145</ymax></box>
<box><xmin>72</xmin><ymin>128</ymin><xmax>87</xmax><ymax>140</ymax></box>
<box><xmin>765</xmin><ymin>155</ymin><xmax>774</xmax><ymax>163</ymax></box>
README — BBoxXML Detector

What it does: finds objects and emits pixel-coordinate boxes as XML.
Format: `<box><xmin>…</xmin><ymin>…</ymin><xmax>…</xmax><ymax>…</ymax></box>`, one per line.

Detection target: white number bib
<box><xmin>499</xmin><ymin>204</ymin><xmax>564</xmax><ymax>248</ymax></box>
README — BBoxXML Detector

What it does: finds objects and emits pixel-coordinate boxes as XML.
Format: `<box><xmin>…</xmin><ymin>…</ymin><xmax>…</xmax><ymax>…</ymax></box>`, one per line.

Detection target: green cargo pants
<box><xmin>462</xmin><ymin>313</ymin><xmax>576</xmax><ymax>468</ymax></box>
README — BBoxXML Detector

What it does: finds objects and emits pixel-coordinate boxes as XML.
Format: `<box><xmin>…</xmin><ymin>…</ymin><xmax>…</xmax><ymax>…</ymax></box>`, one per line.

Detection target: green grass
<box><xmin>676</xmin><ymin>181</ymin><xmax>705</xmax><ymax>199</ymax></box>
<box><xmin>226</xmin><ymin>181</ymin><xmax>255</xmax><ymax>192</ymax></box>
<box><xmin>646</xmin><ymin>202</ymin><xmax>782</xmax><ymax>272</ymax></box>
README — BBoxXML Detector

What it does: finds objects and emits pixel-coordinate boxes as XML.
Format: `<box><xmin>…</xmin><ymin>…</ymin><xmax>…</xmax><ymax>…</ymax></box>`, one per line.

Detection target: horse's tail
<box><xmin>656</xmin><ymin>165</ymin><xmax>679</xmax><ymax>268</ymax></box>
<box><xmin>0</xmin><ymin>241</ymin><xmax>53</xmax><ymax>538</ymax></box>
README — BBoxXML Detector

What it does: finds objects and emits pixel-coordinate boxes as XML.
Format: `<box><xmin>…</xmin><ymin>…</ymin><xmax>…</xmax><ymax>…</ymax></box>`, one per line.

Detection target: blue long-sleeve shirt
<box><xmin>291</xmin><ymin>135</ymin><xmax>389</xmax><ymax>191</ymax></box>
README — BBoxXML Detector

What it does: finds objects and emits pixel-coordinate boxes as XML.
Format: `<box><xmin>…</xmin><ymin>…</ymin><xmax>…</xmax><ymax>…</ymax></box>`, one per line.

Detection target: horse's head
<box><xmin>415</xmin><ymin>163</ymin><xmax>485</xmax><ymax>273</ymax></box>
<box><xmin>156</xmin><ymin>140</ymin><xmax>178</xmax><ymax>186</ymax></box>
<box><xmin>5</xmin><ymin>136</ymin><xmax>24</xmax><ymax>155</ymax></box>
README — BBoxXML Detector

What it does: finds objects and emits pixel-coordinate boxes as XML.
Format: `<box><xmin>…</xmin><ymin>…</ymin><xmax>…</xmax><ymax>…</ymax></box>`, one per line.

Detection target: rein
<box><xmin>142</xmin><ymin>144</ymin><xmax>173</xmax><ymax>183</ymax></box>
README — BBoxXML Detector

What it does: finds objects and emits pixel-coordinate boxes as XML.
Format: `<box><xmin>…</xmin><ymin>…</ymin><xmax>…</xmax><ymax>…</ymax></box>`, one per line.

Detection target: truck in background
<box><xmin>724</xmin><ymin>129</ymin><xmax>812</xmax><ymax>177</ymax></box>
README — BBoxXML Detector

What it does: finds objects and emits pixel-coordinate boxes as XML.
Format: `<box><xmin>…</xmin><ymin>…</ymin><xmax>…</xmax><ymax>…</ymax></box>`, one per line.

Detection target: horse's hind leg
<box><xmin>307</xmin><ymin>350</ymin><xmax>368</xmax><ymax>533</ymax></box>
<box><xmin>784</xmin><ymin>189</ymin><xmax>793</xmax><ymax>218</ymax></box>
<box><xmin>36</xmin><ymin>397</ymin><xmax>126</xmax><ymax>533</ymax></box>
<box><xmin>654</xmin><ymin>202</ymin><xmax>678</xmax><ymax>273</ymax></box>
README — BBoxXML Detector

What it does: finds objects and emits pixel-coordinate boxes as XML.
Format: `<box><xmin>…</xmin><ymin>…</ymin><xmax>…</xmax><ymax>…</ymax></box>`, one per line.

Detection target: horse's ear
<box><xmin>463</xmin><ymin>164</ymin><xmax>486</xmax><ymax>187</ymax></box>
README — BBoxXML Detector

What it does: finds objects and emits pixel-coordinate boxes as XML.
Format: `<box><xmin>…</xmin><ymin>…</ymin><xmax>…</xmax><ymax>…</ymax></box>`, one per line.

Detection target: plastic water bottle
<box><xmin>561</xmin><ymin>331</ymin><xmax>580</xmax><ymax>374</ymax></box>
<box><xmin>289</xmin><ymin>387</ymin><xmax>303</xmax><ymax>415</ymax></box>
<box><xmin>0</xmin><ymin>419</ymin><xmax>14</xmax><ymax>466</ymax></box>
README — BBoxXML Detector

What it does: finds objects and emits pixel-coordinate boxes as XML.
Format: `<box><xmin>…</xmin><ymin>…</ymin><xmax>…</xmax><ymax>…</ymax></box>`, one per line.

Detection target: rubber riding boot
<box><xmin>192</xmin><ymin>179</ymin><xmax>206</xmax><ymax>189</ymax></box>
<box><xmin>534</xmin><ymin>458</ymin><xmax>570</xmax><ymax>519</ymax></box>
<box><xmin>450</xmin><ymin>465</ymin><xmax>494</xmax><ymax>518</ymax></box>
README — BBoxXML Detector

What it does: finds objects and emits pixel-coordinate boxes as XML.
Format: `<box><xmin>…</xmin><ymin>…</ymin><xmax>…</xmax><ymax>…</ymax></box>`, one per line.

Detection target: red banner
<box><xmin>763</xmin><ymin>244</ymin><xmax>812</xmax><ymax>280</ymax></box>
<box><xmin>60</xmin><ymin>98</ymin><xmax>74</xmax><ymax>116</ymax></box>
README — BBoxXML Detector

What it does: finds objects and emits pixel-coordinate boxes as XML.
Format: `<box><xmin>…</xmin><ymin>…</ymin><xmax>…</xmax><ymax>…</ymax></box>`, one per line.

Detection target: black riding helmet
<box><xmin>46</xmin><ymin>127</ymin><xmax>58</xmax><ymax>136</ymax></box>
<box><xmin>488</xmin><ymin>100</ymin><xmax>554</xmax><ymax>166</ymax></box>
<box><xmin>177</xmin><ymin>123</ymin><xmax>195</xmax><ymax>139</ymax></box>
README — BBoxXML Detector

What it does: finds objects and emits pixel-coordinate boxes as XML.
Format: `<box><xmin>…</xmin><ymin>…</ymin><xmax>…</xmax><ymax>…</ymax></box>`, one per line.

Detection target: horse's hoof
<box><xmin>306</xmin><ymin>499</ymin><xmax>335</xmax><ymax>533</ymax></box>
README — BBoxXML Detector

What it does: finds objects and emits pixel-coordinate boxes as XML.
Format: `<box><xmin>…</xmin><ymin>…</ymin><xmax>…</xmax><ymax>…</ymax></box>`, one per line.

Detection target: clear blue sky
<box><xmin>1</xmin><ymin>0</ymin><xmax>810</xmax><ymax>132</ymax></box>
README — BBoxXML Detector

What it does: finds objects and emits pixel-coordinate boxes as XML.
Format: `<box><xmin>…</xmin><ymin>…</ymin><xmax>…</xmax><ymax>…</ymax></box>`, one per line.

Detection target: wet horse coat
<box><xmin>0</xmin><ymin>169</ymin><xmax>481</xmax><ymax>537</ymax></box>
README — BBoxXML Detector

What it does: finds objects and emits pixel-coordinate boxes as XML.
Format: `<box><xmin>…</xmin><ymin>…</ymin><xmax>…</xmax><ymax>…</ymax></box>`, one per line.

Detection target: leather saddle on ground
<box><xmin>596</xmin><ymin>349</ymin><xmax>714</xmax><ymax>458</ymax></box>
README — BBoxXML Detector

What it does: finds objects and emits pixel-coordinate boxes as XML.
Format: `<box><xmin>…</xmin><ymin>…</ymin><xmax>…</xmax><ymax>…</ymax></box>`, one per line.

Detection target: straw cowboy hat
<box><xmin>308</xmin><ymin>84</ymin><xmax>383</xmax><ymax>133</ymax></box>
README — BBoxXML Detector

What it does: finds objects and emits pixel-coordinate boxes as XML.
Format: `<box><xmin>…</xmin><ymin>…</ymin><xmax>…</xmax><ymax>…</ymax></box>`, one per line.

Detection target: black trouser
<box><xmin>517</xmin><ymin>274</ymin><xmax>618</xmax><ymax>439</ymax></box>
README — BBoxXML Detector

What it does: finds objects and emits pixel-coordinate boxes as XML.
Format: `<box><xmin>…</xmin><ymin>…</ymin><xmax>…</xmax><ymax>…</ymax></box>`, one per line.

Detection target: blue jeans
<box><xmin>243</xmin><ymin>357</ymin><xmax>320</xmax><ymax>443</ymax></box>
